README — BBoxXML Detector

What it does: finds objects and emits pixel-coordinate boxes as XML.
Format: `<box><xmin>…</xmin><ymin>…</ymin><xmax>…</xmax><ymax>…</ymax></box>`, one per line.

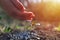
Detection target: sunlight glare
<box><xmin>52</xmin><ymin>0</ymin><xmax>60</xmax><ymax>3</ymax></box>
<box><xmin>43</xmin><ymin>0</ymin><xmax>60</xmax><ymax>3</ymax></box>
<box><xmin>32</xmin><ymin>0</ymin><xmax>41</xmax><ymax>3</ymax></box>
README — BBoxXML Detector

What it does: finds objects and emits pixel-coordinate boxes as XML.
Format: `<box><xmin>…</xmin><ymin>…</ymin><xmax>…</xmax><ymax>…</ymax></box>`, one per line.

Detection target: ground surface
<box><xmin>0</xmin><ymin>29</ymin><xmax>60</xmax><ymax>40</ymax></box>
<box><xmin>0</xmin><ymin>7</ymin><xmax>60</xmax><ymax>40</ymax></box>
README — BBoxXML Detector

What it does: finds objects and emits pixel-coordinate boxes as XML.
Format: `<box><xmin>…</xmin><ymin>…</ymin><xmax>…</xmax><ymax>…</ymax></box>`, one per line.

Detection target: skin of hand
<box><xmin>0</xmin><ymin>0</ymin><xmax>35</xmax><ymax>20</ymax></box>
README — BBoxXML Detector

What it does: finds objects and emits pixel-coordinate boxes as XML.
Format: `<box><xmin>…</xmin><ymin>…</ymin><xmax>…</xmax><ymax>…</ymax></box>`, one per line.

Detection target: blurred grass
<box><xmin>0</xmin><ymin>7</ymin><xmax>32</xmax><ymax>33</ymax></box>
<box><xmin>0</xmin><ymin>7</ymin><xmax>18</xmax><ymax>33</ymax></box>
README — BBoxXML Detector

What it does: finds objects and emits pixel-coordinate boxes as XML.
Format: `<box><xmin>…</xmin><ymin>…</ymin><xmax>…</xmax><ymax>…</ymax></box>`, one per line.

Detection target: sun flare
<box><xmin>43</xmin><ymin>0</ymin><xmax>60</xmax><ymax>3</ymax></box>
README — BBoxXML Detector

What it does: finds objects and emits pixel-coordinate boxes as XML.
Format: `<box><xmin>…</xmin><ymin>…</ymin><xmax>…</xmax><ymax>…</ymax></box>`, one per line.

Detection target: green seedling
<box><xmin>4</xmin><ymin>27</ymin><xmax>12</xmax><ymax>33</ymax></box>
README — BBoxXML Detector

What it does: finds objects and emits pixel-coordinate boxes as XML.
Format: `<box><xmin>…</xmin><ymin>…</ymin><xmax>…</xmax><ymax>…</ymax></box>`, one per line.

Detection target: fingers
<box><xmin>15</xmin><ymin>11</ymin><xmax>35</xmax><ymax>20</ymax></box>
<box><xmin>23</xmin><ymin>11</ymin><xmax>35</xmax><ymax>19</ymax></box>
<box><xmin>10</xmin><ymin>0</ymin><xmax>25</xmax><ymax>11</ymax></box>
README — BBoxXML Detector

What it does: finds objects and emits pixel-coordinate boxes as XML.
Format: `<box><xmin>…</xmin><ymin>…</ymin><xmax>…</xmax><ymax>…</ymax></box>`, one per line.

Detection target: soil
<box><xmin>0</xmin><ymin>29</ymin><xmax>60</xmax><ymax>40</ymax></box>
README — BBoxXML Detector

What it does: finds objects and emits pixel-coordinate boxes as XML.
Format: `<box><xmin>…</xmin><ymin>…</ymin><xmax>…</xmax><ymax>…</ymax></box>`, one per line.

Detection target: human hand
<box><xmin>0</xmin><ymin>0</ymin><xmax>35</xmax><ymax>20</ymax></box>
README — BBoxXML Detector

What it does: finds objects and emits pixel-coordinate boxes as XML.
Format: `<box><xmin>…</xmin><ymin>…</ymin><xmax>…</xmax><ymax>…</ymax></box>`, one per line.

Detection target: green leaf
<box><xmin>4</xmin><ymin>27</ymin><xmax>11</xmax><ymax>33</ymax></box>
<box><xmin>16</xmin><ymin>25</ymin><xmax>22</xmax><ymax>29</ymax></box>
